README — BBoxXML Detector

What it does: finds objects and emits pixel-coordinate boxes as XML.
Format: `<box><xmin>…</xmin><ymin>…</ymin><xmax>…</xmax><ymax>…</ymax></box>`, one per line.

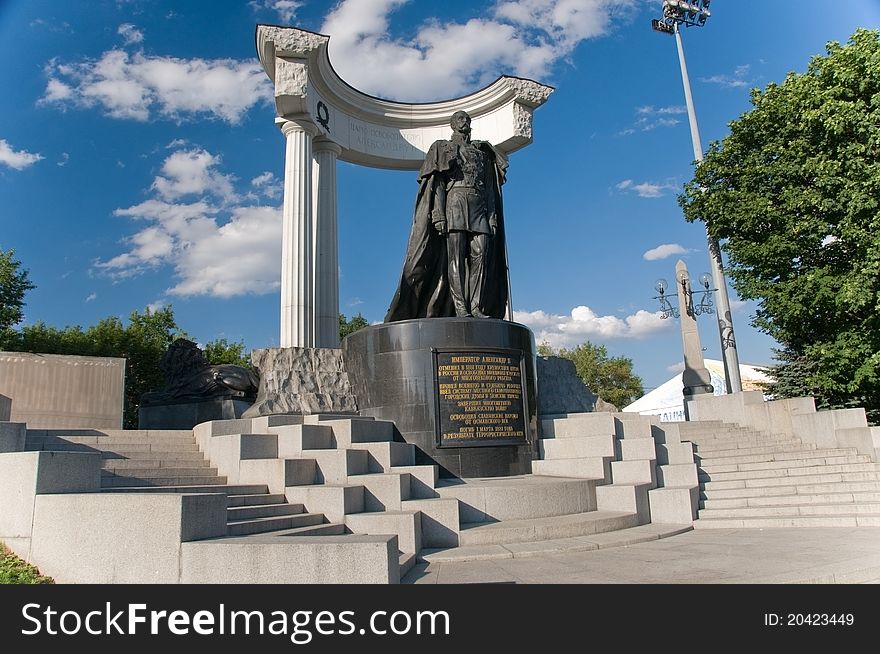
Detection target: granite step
<box><xmin>351</xmin><ymin>472</ymin><xmax>412</xmax><ymax>511</ymax></box>
<box><xmin>101</xmin><ymin>466</ymin><xmax>219</xmax><ymax>478</ymax></box>
<box><xmin>694</xmin><ymin>438</ymin><xmax>804</xmax><ymax>452</ymax></box>
<box><xmin>345</xmin><ymin>510</ymin><xmax>421</xmax><ymax>554</ymax></box>
<box><xmin>694</xmin><ymin>443</ymin><xmax>819</xmax><ymax>458</ymax></box>
<box><xmin>100</xmin><ymin>450</ymin><xmax>209</xmax><ymax>462</ymax></box>
<box><xmin>227</xmin><ymin>493</ymin><xmax>287</xmax><ymax>507</ymax></box>
<box><xmin>226</xmin><ymin>502</ymin><xmax>307</xmax><ymax>521</ymax></box>
<box><xmin>27</xmin><ymin>441</ymin><xmax>201</xmax><ymax>454</ymax></box>
<box><xmin>697</xmin><ymin>448</ymin><xmax>859</xmax><ymax>466</ymax></box>
<box><xmin>537</xmin><ymin>434</ymin><xmax>616</xmax><ymax>459</ymax></box>
<box><xmin>226</xmin><ymin>512</ymin><xmax>326</xmax><ymax>537</ymax></box>
<box><xmin>348</xmin><ymin>441</ymin><xmax>416</xmax><ymax>471</ymax></box>
<box><xmin>700</xmin><ymin>454</ymin><xmax>872</xmax><ymax>474</ymax></box>
<box><xmin>531</xmin><ymin>456</ymin><xmax>611</xmax><ymax>481</ymax></box>
<box><xmin>26</xmin><ymin>429</ymin><xmax>193</xmax><ymax>440</ymax></box>
<box><xmin>699</xmin><ymin>501</ymin><xmax>880</xmax><ymax>519</ymax></box>
<box><xmin>31</xmin><ymin>434</ymin><xmax>199</xmax><ymax>446</ymax></box>
<box><xmin>399</xmin><ymin>552</ymin><xmax>416</xmax><ymax>578</ymax></box>
<box><xmin>700</xmin><ymin>463</ymin><xmax>880</xmax><ymax>484</ymax></box>
<box><xmin>101</xmin><ymin>458</ymin><xmax>212</xmax><ymax>470</ymax></box>
<box><xmin>458</xmin><ymin>510</ymin><xmax>640</xmax><ymax>546</ymax></box>
<box><xmin>701</xmin><ymin>471</ymin><xmax>880</xmax><ymax>492</ymax></box>
<box><xmin>700</xmin><ymin>480</ymin><xmax>880</xmax><ymax>500</ymax></box>
<box><xmin>285</xmin><ymin>483</ymin><xmax>366</xmax><ymax>523</ymax></box>
<box><xmin>104</xmin><ymin>483</ymin><xmax>268</xmax><ymax>495</ymax></box>
<box><xmin>101</xmin><ymin>475</ymin><xmax>228</xmax><ymax>488</ymax></box>
<box><xmin>702</xmin><ymin>490</ymin><xmax>880</xmax><ymax>510</ymax></box>
<box><xmin>694</xmin><ymin>514</ymin><xmax>880</xmax><ymax>529</ymax></box>
<box><xmin>684</xmin><ymin>431</ymin><xmax>776</xmax><ymax>442</ymax></box>
<box><xmin>417</xmin><ymin>523</ymin><xmax>693</xmax><ymax>563</ymax></box>
<box><xmin>251</xmin><ymin>523</ymin><xmax>347</xmax><ymax>537</ymax></box>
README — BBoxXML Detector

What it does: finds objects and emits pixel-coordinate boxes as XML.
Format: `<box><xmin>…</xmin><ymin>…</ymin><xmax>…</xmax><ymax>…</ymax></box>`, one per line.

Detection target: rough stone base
<box><xmin>242</xmin><ymin>347</ymin><xmax>358</xmax><ymax>418</ymax></box>
<box><xmin>536</xmin><ymin>356</ymin><xmax>617</xmax><ymax>414</ymax></box>
<box><xmin>138</xmin><ymin>397</ymin><xmax>253</xmax><ymax>429</ymax></box>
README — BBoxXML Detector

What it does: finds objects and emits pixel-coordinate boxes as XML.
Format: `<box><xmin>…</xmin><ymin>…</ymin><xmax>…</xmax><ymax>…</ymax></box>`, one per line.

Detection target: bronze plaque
<box><xmin>434</xmin><ymin>349</ymin><xmax>529</xmax><ymax>448</ymax></box>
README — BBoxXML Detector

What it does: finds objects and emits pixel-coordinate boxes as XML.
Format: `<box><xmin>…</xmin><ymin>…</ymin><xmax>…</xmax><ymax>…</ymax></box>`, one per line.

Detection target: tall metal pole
<box><xmin>673</xmin><ymin>22</ymin><xmax>742</xmax><ymax>393</ymax></box>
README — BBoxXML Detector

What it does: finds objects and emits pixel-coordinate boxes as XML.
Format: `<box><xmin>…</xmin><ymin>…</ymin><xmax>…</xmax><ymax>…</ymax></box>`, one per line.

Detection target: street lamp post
<box><xmin>652</xmin><ymin>0</ymin><xmax>743</xmax><ymax>394</ymax></box>
<box><xmin>654</xmin><ymin>260</ymin><xmax>716</xmax><ymax>416</ymax></box>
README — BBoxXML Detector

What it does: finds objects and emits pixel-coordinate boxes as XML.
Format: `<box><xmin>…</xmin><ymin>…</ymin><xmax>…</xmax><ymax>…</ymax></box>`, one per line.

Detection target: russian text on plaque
<box><xmin>434</xmin><ymin>349</ymin><xmax>529</xmax><ymax>448</ymax></box>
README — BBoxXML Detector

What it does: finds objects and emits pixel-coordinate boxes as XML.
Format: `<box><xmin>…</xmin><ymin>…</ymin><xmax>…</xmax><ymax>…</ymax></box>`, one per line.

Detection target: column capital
<box><xmin>276</xmin><ymin>115</ymin><xmax>320</xmax><ymax>138</ymax></box>
<box><xmin>313</xmin><ymin>136</ymin><xmax>342</xmax><ymax>157</ymax></box>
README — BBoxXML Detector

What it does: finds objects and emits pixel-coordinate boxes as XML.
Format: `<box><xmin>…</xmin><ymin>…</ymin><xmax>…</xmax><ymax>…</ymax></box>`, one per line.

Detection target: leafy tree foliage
<box><xmin>539</xmin><ymin>341</ymin><xmax>644</xmax><ymax>409</ymax></box>
<box><xmin>203</xmin><ymin>338</ymin><xmax>251</xmax><ymax>368</ymax></box>
<box><xmin>0</xmin><ymin>249</ymin><xmax>35</xmax><ymax>343</ymax></box>
<box><xmin>680</xmin><ymin>29</ymin><xmax>880</xmax><ymax>420</ymax></box>
<box><xmin>339</xmin><ymin>312</ymin><xmax>369</xmax><ymax>340</ymax></box>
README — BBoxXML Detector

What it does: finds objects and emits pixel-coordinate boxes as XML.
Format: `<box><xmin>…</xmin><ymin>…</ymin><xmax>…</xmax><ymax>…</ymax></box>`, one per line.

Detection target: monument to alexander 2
<box><xmin>257</xmin><ymin>24</ymin><xmax>552</xmax><ymax>477</ymax></box>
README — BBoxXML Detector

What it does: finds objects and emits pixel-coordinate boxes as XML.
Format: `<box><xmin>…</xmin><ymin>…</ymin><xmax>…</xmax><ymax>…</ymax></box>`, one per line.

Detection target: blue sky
<box><xmin>1</xmin><ymin>0</ymin><xmax>878</xmax><ymax>394</ymax></box>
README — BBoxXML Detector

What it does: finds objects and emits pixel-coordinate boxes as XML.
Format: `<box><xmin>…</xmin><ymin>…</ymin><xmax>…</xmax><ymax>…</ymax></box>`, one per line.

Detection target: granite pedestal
<box><xmin>138</xmin><ymin>396</ymin><xmax>253</xmax><ymax>430</ymax></box>
<box><xmin>343</xmin><ymin>318</ymin><xmax>537</xmax><ymax>478</ymax></box>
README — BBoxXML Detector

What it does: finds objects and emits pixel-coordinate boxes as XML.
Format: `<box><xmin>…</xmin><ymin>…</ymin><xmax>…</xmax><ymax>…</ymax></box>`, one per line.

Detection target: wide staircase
<box><xmin>417</xmin><ymin>411</ymin><xmax>699</xmax><ymax>565</ymax></box>
<box><xmin>24</xmin><ymin>428</ymin><xmax>340</xmax><ymax>538</ymax></box>
<box><xmin>24</xmin><ymin>410</ymin><xmax>702</xmax><ymax>577</ymax></box>
<box><xmin>678</xmin><ymin>421</ymin><xmax>880</xmax><ymax>528</ymax></box>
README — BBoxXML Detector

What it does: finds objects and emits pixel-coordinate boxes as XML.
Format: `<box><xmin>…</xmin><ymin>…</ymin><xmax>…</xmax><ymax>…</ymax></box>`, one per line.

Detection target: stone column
<box><xmin>312</xmin><ymin>137</ymin><xmax>343</xmax><ymax>348</ymax></box>
<box><xmin>278</xmin><ymin>117</ymin><xmax>319</xmax><ymax>348</ymax></box>
<box><xmin>675</xmin><ymin>259</ymin><xmax>713</xmax><ymax>418</ymax></box>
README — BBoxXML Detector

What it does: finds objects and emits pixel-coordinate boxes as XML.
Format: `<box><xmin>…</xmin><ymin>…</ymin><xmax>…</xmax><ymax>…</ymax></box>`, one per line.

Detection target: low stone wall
<box><xmin>0</xmin><ymin>352</ymin><xmax>125</xmax><ymax>428</ymax></box>
<box><xmin>0</xmin><ymin>448</ymin><xmax>399</xmax><ymax>583</ymax></box>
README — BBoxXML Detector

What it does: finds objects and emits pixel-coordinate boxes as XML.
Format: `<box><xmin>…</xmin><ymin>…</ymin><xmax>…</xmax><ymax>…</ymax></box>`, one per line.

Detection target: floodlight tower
<box><xmin>652</xmin><ymin>0</ymin><xmax>743</xmax><ymax>393</ymax></box>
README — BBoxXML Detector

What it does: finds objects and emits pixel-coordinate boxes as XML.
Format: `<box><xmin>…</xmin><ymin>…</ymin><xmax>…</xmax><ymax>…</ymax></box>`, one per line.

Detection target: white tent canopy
<box><xmin>623</xmin><ymin>360</ymin><xmax>772</xmax><ymax>422</ymax></box>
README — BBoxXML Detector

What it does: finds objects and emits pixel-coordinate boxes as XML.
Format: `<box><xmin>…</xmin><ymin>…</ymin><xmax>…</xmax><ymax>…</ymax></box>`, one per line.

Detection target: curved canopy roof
<box><xmin>256</xmin><ymin>25</ymin><xmax>554</xmax><ymax>170</ymax></box>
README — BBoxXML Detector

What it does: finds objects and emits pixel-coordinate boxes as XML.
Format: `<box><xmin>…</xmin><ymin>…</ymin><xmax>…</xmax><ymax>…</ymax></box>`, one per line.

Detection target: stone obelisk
<box><xmin>675</xmin><ymin>260</ymin><xmax>714</xmax><ymax>418</ymax></box>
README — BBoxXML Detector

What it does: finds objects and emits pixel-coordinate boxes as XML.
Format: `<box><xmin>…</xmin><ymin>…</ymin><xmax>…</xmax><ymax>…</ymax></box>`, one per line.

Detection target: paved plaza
<box><xmin>404</xmin><ymin>527</ymin><xmax>880</xmax><ymax>584</ymax></box>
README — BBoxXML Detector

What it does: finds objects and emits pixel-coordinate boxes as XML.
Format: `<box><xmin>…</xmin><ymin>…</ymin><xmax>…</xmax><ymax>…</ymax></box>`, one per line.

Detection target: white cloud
<box><xmin>514</xmin><ymin>305</ymin><xmax>671</xmax><ymax>349</ymax></box>
<box><xmin>151</xmin><ymin>149</ymin><xmax>235</xmax><ymax>202</ymax></box>
<box><xmin>41</xmin><ymin>49</ymin><xmax>273</xmax><ymax>123</ymax></box>
<box><xmin>0</xmin><ymin>139</ymin><xmax>44</xmax><ymax>170</ymax></box>
<box><xmin>730</xmin><ymin>299</ymin><xmax>748</xmax><ymax>313</ymax></box>
<box><xmin>643</xmin><ymin>243</ymin><xmax>691</xmax><ymax>261</ymax></box>
<box><xmin>118</xmin><ymin>23</ymin><xmax>144</xmax><ymax>45</ymax></box>
<box><xmin>617</xmin><ymin>179</ymin><xmax>678</xmax><ymax>198</ymax></box>
<box><xmin>619</xmin><ymin>105</ymin><xmax>685</xmax><ymax>135</ymax></box>
<box><xmin>636</xmin><ymin>105</ymin><xmax>686</xmax><ymax>116</ymax></box>
<box><xmin>57</xmin><ymin>152</ymin><xmax>70</xmax><ymax>166</ymax></box>
<box><xmin>320</xmin><ymin>0</ymin><xmax>638</xmax><ymax>101</ymax></box>
<box><xmin>666</xmin><ymin>361</ymin><xmax>685</xmax><ymax>373</ymax></box>
<box><xmin>251</xmin><ymin>0</ymin><xmax>303</xmax><ymax>24</ymax></box>
<box><xmin>701</xmin><ymin>64</ymin><xmax>752</xmax><ymax>89</ymax></box>
<box><xmin>166</xmin><ymin>205</ymin><xmax>282</xmax><ymax>297</ymax></box>
<box><xmin>85</xmin><ymin>292</ymin><xmax>97</xmax><ymax>302</ymax></box>
<box><xmin>96</xmin><ymin>148</ymin><xmax>282</xmax><ymax>299</ymax></box>
<box><xmin>250</xmin><ymin>171</ymin><xmax>281</xmax><ymax>199</ymax></box>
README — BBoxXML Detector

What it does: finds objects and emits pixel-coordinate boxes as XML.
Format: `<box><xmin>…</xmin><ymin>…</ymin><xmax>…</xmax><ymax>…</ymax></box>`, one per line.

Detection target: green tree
<box><xmin>339</xmin><ymin>312</ymin><xmax>369</xmax><ymax>340</ymax></box>
<box><xmin>204</xmin><ymin>337</ymin><xmax>251</xmax><ymax>368</ymax></box>
<box><xmin>0</xmin><ymin>249</ymin><xmax>35</xmax><ymax>345</ymax></box>
<box><xmin>679</xmin><ymin>29</ymin><xmax>880</xmax><ymax>419</ymax></box>
<box><xmin>540</xmin><ymin>341</ymin><xmax>644</xmax><ymax>409</ymax></box>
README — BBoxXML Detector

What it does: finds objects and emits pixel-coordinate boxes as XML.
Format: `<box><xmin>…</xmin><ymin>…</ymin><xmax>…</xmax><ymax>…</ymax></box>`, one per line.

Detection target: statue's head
<box><xmin>160</xmin><ymin>338</ymin><xmax>208</xmax><ymax>382</ymax></box>
<box><xmin>450</xmin><ymin>110</ymin><xmax>472</xmax><ymax>137</ymax></box>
